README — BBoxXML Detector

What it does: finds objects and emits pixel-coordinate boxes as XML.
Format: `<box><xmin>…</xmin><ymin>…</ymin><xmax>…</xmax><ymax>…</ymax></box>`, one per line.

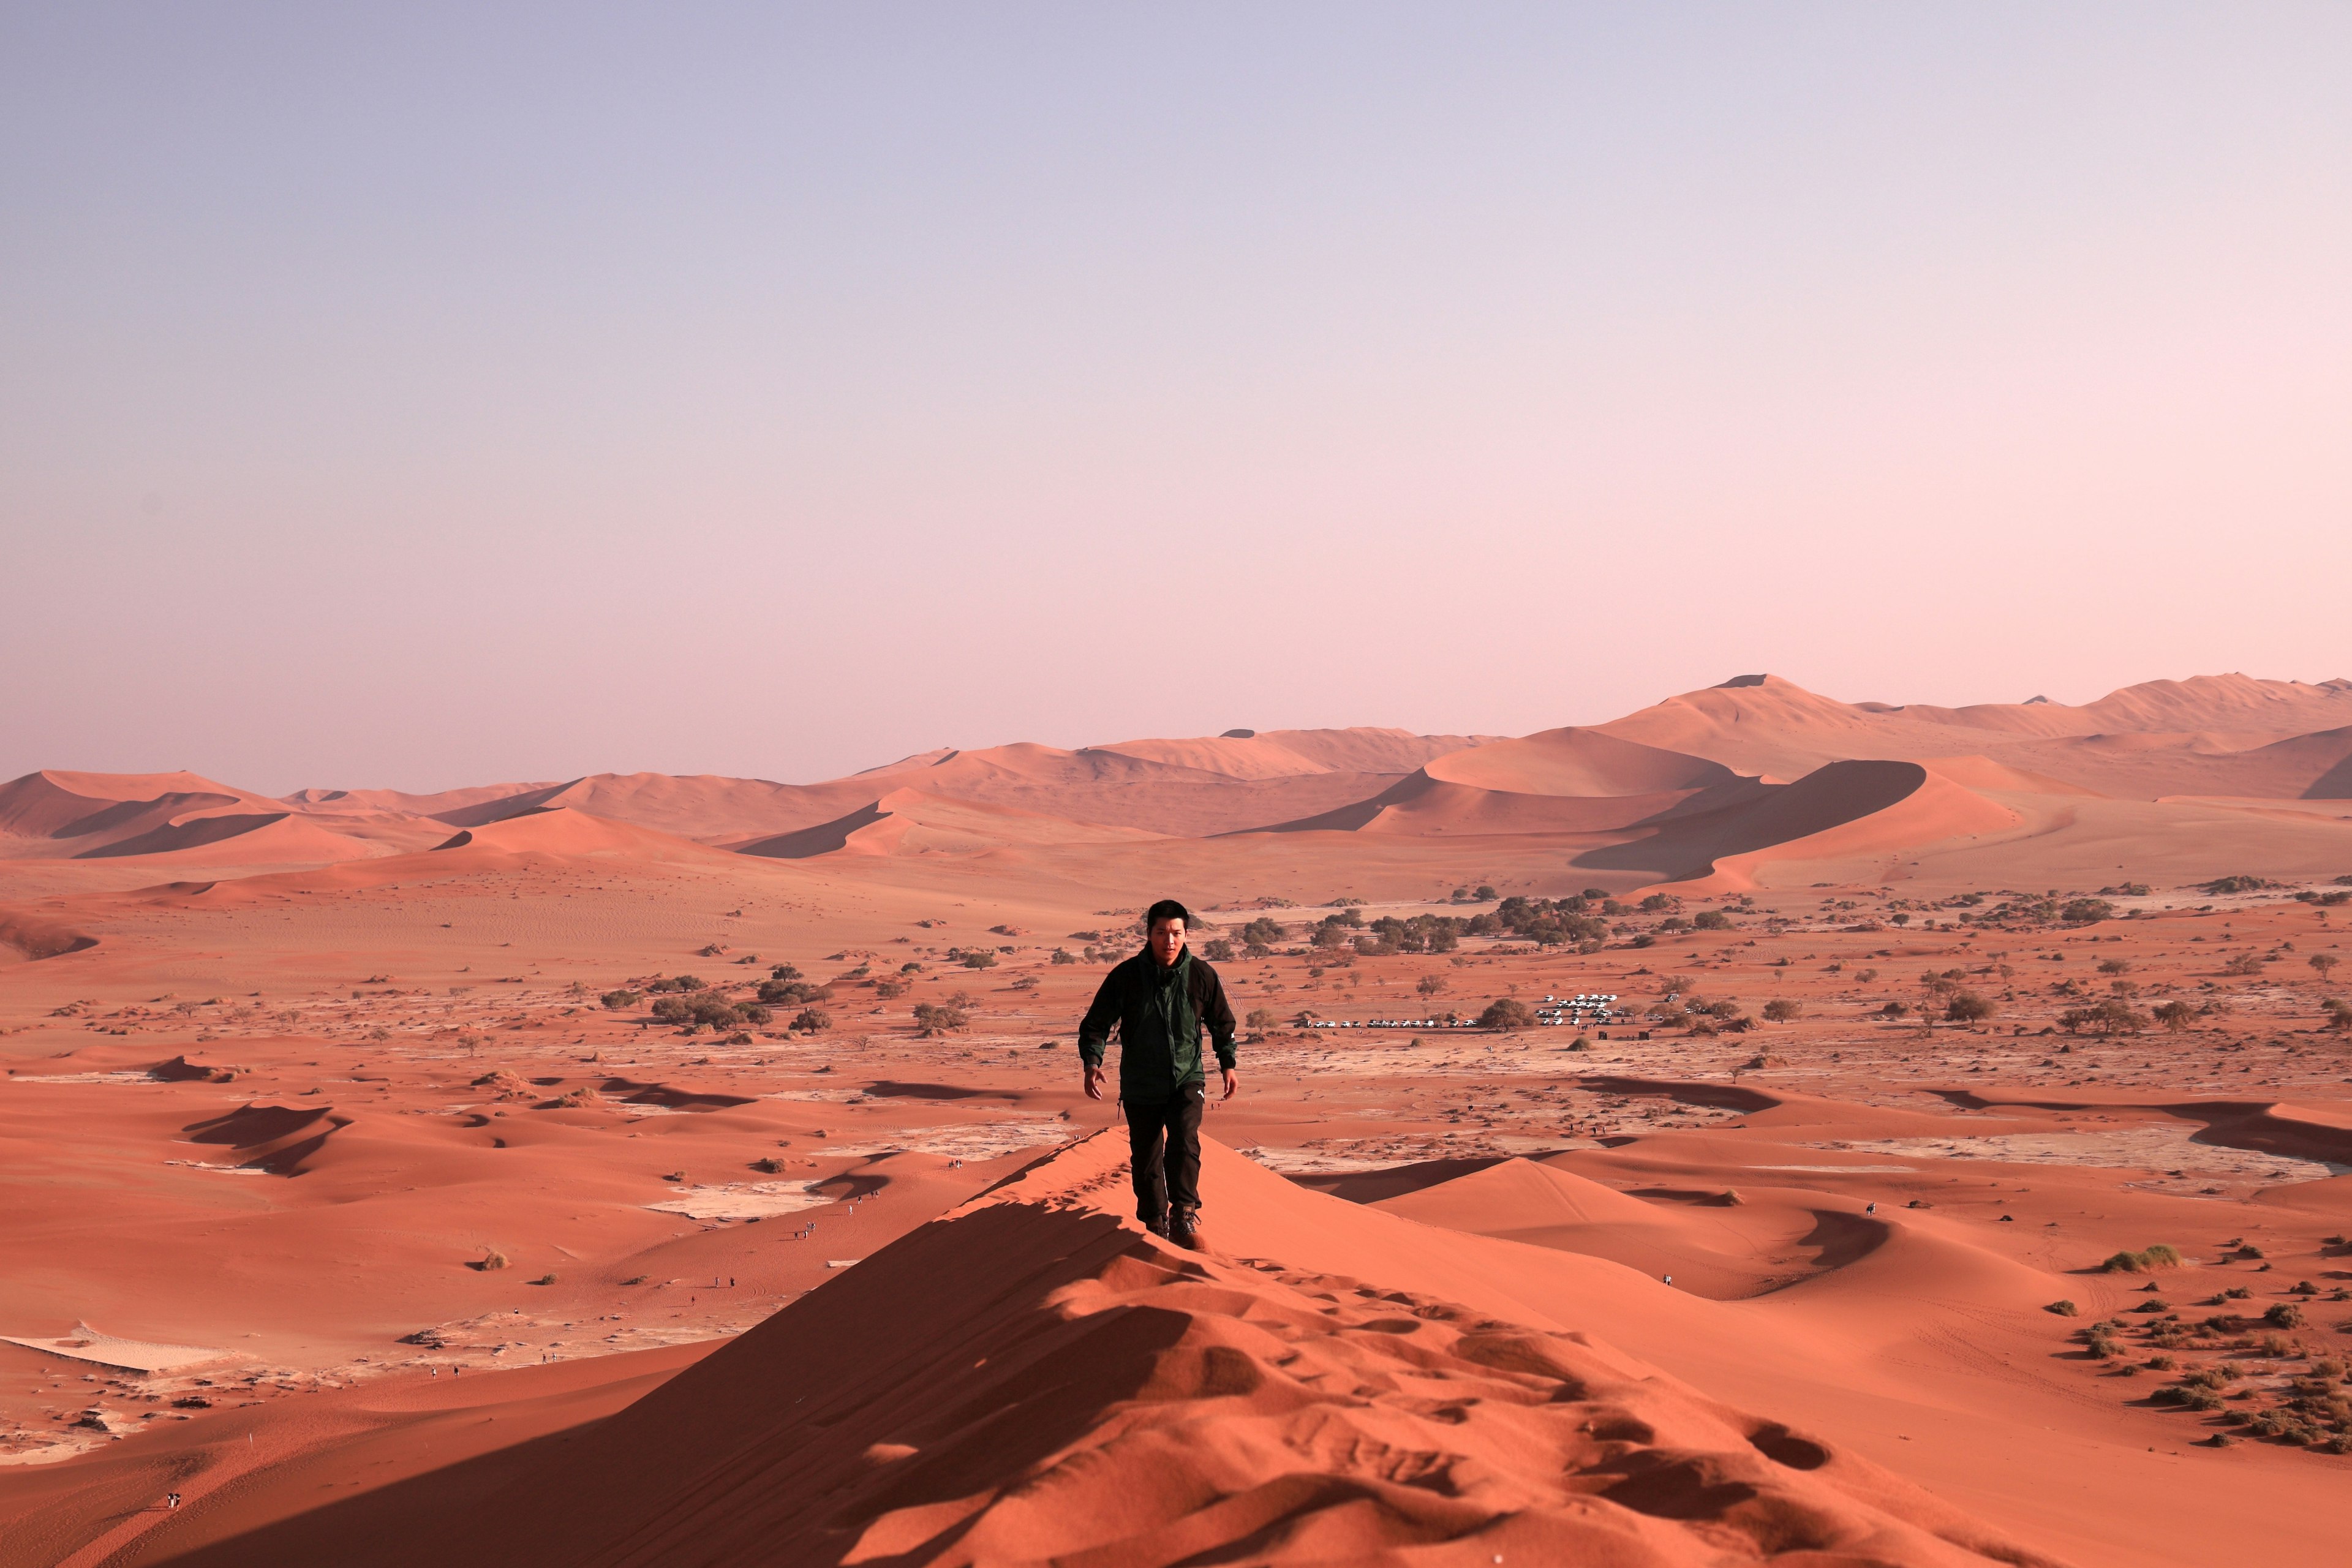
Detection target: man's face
<box><xmin>1148</xmin><ymin>918</ymin><xmax>1186</xmax><ymax>965</ymax></box>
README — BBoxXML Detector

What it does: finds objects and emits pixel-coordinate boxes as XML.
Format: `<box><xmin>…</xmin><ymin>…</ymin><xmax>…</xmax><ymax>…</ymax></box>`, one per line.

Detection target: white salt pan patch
<box><xmin>0</xmin><ymin>1324</ymin><xmax>225</xmax><ymax>1372</ymax></box>
<box><xmin>820</xmin><ymin>1121</ymin><xmax>1069</xmax><ymax>1162</ymax></box>
<box><xmin>163</xmin><ymin>1159</ymin><xmax>268</xmax><ymax>1175</ymax></box>
<box><xmin>1241</xmin><ymin>1147</ymin><xmax>1403</xmax><ymax>1175</ymax></box>
<box><xmin>1804</xmin><ymin>1126</ymin><xmax>2347</xmax><ymax>1187</ymax></box>
<box><xmin>647</xmin><ymin>1182</ymin><xmax>834</xmax><ymax>1220</ymax></box>
<box><xmin>7</xmin><ymin>1072</ymin><xmax>159</xmax><ymax>1085</ymax></box>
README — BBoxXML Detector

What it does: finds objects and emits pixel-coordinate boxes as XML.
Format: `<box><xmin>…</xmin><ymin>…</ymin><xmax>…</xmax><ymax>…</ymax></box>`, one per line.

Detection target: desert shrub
<box><xmin>1049</xmin><ymin>949</ymin><xmax>1076</xmax><ymax>965</ymax></box>
<box><xmin>665</xmin><ymin>974</ymin><xmax>707</xmax><ymax>992</ymax></box>
<box><xmin>959</xmin><ymin>950</ymin><xmax>998</xmax><ymax>970</ymax></box>
<box><xmin>2223</xmin><ymin>951</ymin><xmax>2266</xmax><ymax>976</ymax></box>
<box><xmin>752</xmin><ymin>1156</ymin><xmax>785</xmax><ymax>1174</ymax></box>
<box><xmin>531</xmin><ymin>1272</ymin><xmax>557</xmax><ymax>1286</ymax></box>
<box><xmin>1478</xmin><ymin>998</ymin><xmax>1537</xmax><ymax>1031</ymax></box>
<box><xmin>1202</xmin><ymin>938</ymin><xmax>1235</xmax><ymax>962</ymax></box>
<box><xmin>737</xmin><ymin>1002</ymin><xmax>774</xmax><ymax>1026</ymax></box>
<box><xmin>2103</xmin><ymin>1245</ymin><xmax>2184</xmax><ymax>1273</ymax></box>
<box><xmin>1692</xmin><ymin>910</ymin><xmax>1733</xmax><ymax>931</ymax></box>
<box><xmin>913</xmin><ymin>1002</ymin><xmax>968</xmax><ymax>1036</ymax></box>
<box><xmin>2266</xmin><ymin>1302</ymin><xmax>2306</xmax><ymax>1329</ymax></box>
<box><xmin>2204</xmin><ymin>875</ymin><xmax>2276</xmax><ymax>895</ymax></box>
<box><xmin>1352</xmin><ymin>935</ymin><xmax>1396</xmax><ymax>957</ymax></box>
<box><xmin>650</xmin><ymin>997</ymin><xmax>691</xmax><ymax>1023</ymax></box>
<box><xmin>1945</xmin><ymin>989</ymin><xmax>1996</xmax><ymax>1024</ymax></box>
<box><xmin>2152</xmin><ymin>1000</ymin><xmax>2195</xmax><ymax>1032</ymax></box>
<box><xmin>874</xmin><ymin>977</ymin><xmax>908</xmax><ymax>999</ymax></box>
<box><xmin>1881</xmin><ymin>1000</ymin><xmax>1909</xmax><ymax>1018</ymax></box>
<box><xmin>2323</xmin><ymin>998</ymin><xmax>2352</xmax><ymax>1034</ymax></box>
<box><xmin>1239</xmin><ymin>917</ymin><xmax>1287</xmax><ymax>948</ymax></box>
<box><xmin>1417</xmin><ymin>973</ymin><xmax>1449</xmax><ymax>997</ymax></box>
<box><xmin>2060</xmin><ymin>899</ymin><xmax>2115</xmax><ymax>924</ymax></box>
<box><xmin>1762</xmin><ymin>998</ymin><xmax>1803</xmax><ymax>1022</ymax></box>
<box><xmin>2098</xmin><ymin>958</ymin><xmax>2132</xmax><ymax>975</ymax></box>
<box><xmin>601</xmin><ymin>989</ymin><xmax>643</xmax><ymax>1011</ymax></box>
<box><xmin>2048</xmin><ymin>1300</ymin><xmax>2079</xmax><ymax>1316</ymax></box>
<box><xmin>791</xmin><ymin>1008</ymin><xmax>832</xmax><ymax>1033</ymax></box>
<box><xmin>1245</xmin><ymin>1007</ymin><xmax>1279</xmax><ymax>1032</ymax></box>
<box><xmin>477</xmin><ymin>1250</ymin><xmax>508</xmax><ymax>1272</ymax></box>
<box><xmin>767</xmin><ymin>962</ymin><xmax>802</xmax><ymax>981</ymax></box>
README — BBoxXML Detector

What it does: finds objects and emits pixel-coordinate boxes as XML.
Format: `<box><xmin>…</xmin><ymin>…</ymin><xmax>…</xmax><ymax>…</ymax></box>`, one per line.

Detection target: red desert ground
<box><xmin>4</xmin><ymin>673</ymin><xmax>2352</xmax><ymax>1568</ymax></box>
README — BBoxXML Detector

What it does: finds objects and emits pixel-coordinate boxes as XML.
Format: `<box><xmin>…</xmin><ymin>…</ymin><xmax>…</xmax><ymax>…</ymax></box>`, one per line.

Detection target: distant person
<box><xmin>1078</xmin><ymin>899</ymin><xmax>1238</xmax><ymax>1248</ymax></box>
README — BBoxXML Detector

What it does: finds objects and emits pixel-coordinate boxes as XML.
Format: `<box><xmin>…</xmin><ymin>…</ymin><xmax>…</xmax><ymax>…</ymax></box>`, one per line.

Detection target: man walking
<box><xmin>1077</xmin><ymin>899</ymin><xmax>1238</xmax><ymax>1248</ymax></box>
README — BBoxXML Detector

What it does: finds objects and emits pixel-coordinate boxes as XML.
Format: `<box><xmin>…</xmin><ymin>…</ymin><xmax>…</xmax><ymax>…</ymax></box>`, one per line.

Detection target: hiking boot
<box><xmin>1169</xmin><ymin>1212</ymin><xmax>1203</xmax><ymax>1250</ymax></box>
<box><xmin>1142</xmin><ymin>1215</ymin><xmax>1169</xmax><ymax>1239</ymax></box>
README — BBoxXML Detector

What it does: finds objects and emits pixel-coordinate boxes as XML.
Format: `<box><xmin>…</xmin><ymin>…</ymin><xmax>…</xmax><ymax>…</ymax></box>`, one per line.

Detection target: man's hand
<box><xmin>1082</xmin><ymin>1062</ymin><xmax>1106</xmax><ymax>1101</ymax></box>
<box><xmin>1218</xmin><ymin>1066</ymin><xmax>1238</xmax><ymax>1102</ymax></box>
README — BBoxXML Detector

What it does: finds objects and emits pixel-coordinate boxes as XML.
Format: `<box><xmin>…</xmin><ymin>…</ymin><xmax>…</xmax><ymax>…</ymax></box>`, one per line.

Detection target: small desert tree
<box><xmin>912</xmin><ymin>1002</ymin><xmax>968</xmax><ymax>1036</ymax></box>
<box><xmin>1417</xmin><ymin>973</ymin><xmax>1448</xmax><ymax>998</ymax></box>
<box><xmin>1478</xmin><ymin>998</ymin><xmax>1537</xmax><ymax>1031</ymax></box>
<box><xmin>2152</xmin><ymin>1000</ymin><xmax>2195</xmax><ymax>1033</ymax></box>
<box><xmin>2324</xmin><ymin>998</ymin><xmax>2352</xmax><ymax>1035</ymax></box>
<box><xmin>1762</xmin><ymin>998</ymin><xmax>1803</xmax><ymax>1023</ymax></box>
<box><xmin>1945</xmin><ymin>990</ymin><xmax>1996</xmax><ymax>1025</ymax></box>
<box><xmin>2312</xmin><ymin>952</ymin><xmax>2340</xmax><ymax>984</ymax></box>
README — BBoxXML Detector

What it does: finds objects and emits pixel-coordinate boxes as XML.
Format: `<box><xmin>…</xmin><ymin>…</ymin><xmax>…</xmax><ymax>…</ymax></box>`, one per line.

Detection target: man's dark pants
<box><xmin>1124</xmin><ymin>1084</ymin><xmax>1204</xmax><ymax>1226</ymax></box>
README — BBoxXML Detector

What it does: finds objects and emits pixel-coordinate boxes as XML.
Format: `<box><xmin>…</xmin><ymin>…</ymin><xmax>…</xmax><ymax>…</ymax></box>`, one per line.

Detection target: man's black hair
<box><xmin>1144</xmin><ymin>898</ymin><xmax>1194</xmax><ymax>932</ymax></box>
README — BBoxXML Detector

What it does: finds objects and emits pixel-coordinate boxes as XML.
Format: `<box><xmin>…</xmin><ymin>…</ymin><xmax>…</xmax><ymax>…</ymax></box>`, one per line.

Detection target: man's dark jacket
<box><xmin>1077</xmin><ymin>949</ymin><xmax>1238</xmax><ymax>1104</ymax></box>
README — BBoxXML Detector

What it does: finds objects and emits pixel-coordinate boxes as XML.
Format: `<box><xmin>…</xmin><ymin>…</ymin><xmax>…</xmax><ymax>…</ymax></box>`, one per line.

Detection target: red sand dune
<box><xmin>125</xmin><ymin>1132</ymin><xmax>2065</xmax><ymax>1568</ymax></box>
<box><xmin>1096</xmin><ymin>726</ymin><xmax>1491</xmax><ymax>780</ymax></box>
<box><xmin>739</xmin><ymin>788</ymin><xmax>1165</xmax><ymax>859</ymax></box>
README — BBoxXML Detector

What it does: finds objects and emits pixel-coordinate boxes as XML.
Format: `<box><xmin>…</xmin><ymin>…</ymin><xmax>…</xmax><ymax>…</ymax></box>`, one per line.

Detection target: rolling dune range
<box><xmin>4</xmin><ymin>673</ymin><xmax>2352</xmax><ymax>1567</ymax></box>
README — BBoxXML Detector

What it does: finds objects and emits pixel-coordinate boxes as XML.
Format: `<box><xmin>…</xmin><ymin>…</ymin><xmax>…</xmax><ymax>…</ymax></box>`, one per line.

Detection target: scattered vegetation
<box><xmin>600</xmin><ymin>989</ymin><xmax>643</xmax><ymax>1011</ymax></box>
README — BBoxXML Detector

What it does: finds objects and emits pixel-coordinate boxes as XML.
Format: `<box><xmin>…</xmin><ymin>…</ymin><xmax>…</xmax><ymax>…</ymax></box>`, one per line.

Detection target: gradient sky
<box><xmin>6</xmin><ymin>4</ymin><xmax>2350</xmax><ymax>794</ymax></box>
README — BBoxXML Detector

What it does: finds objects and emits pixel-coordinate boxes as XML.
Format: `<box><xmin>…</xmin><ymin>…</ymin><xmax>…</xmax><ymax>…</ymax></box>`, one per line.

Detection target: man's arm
<box><xmin>1076</xmin><ymin>963</ymin><xmax>1126</xmax><ymax>1099</ymax></box>
<box><xmin>1196</xmin><ymin>962</ymin><xmax>1240</xmax><ymax>1100</ymax></box>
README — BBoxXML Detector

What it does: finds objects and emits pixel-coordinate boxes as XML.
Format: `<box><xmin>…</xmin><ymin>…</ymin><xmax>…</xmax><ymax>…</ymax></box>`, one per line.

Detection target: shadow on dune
<box><xmin>734</xmin><ymin>800</ymin><xmax>886</xmax><ymax>858</ymax></box>
<box><xmin>76</xmin><ymin>812</ymin><xmax>288</xmax><ymax>859</ymax></box>
<box><xmin>1571</xmin><ymin>760</ymin><xmax>1927</xmax><ymax>881</ymax></box>
<box><xmin>181</xmin><ymin>1105</ymin><xmax>347</xmax><ymax>1174</ymax></box>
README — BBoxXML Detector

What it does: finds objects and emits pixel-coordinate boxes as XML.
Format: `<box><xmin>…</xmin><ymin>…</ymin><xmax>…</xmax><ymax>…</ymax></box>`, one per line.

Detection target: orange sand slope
<box><xmin>133</xmin><ymin>1131</ymin><xmax>2063</xmax><ymax>1568</ymax></box>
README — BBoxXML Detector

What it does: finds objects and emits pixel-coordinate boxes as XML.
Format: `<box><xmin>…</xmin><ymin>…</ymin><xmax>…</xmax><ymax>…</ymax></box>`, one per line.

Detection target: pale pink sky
<box><xmin>5</xmin><ymin>5</ymin><xmax>2349</xmax><ymax>794</ymax></box>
